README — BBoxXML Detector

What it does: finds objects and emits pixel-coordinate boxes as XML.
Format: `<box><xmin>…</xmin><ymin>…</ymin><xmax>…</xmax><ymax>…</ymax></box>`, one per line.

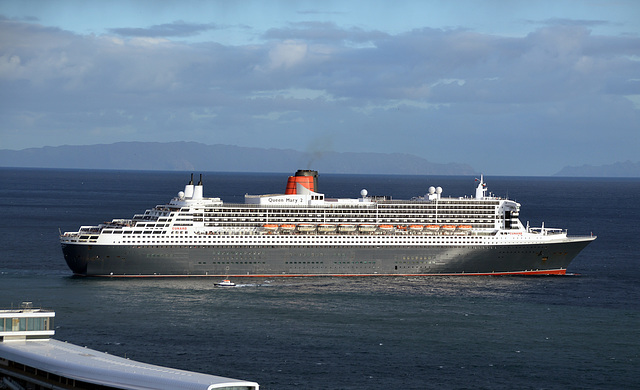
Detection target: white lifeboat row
<box><xmin>261</xmin><ymin>224</ymin><xmax>474</xmax><ymax>234</ymax></box>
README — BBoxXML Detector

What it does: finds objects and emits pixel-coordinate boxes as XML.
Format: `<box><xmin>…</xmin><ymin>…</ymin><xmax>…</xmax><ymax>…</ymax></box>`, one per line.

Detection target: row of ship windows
<box><xmin>104</xmin><ymin>241</ymin><xmax>548</xmax><ymax>249</ymax></box>
<box><xmin>194</xmin><ymin>213</ymin><xmax>498</xmax><ymax>220</ymax></box>
<box><xmin>111</xmin><ymin>236</ymin><xmax>489</xmax><ymax>243</ymax></box>
<box><xmin>199</xmin><ymin>211</ymin><xmax>499</xmax><ymax>218</ymax></box>
<box><xmin>84</xmin><ymin>234</ymin><xmax>530</xmax><ymax>244</ymax></box>
<box><xmin>196</xmin><ymin>261</ymin><xmax>266</xmax><ymax>264</ymax></box>
<box><xmin>200</xmin><ymin>208</ymin><xmax>498</xmax><ymax>214</ymax></box>
<box><xmin>126</xmin><ymin>223</ymin><xmax>168</xmax><ymax>228</ymax></box>
<box><xmin>101</xmin><ymin>229</ymin><xmax>500</xmax><ymax>238</ymax></box>
<box><xmin>192</xmin><ymin>261</ymin><xmax>382</xmax><ymax>265</ymax></box>
<box><xmin>116</xmin><ymin>215</ymin><xmax>502</xmax><ymax>226</ymax></box>
<box><xmin>202</xmin><ymin>216</ymin><xmax>497</xmax><ymax>221</ymax></box>
<box><xmin>111</xmin><ymin>244</ymin><xmax>523</xmax><ymax>250</ymax></box>
<box><xmin>215</xmin><ymin>221</ymin><xmax>492</xmax><ymax>227</ymax></box>
<box><xmin>98</xmin><ymin>221</ymin><xmax>498</xmax><ymax>235</ymax></box>
<box><xmin>84</xmin><ymin>233</ymin><xmax>532</xmax><ymax>243</ymax></box>
<box><xmin>203</xmin><ymin>201</ymin><xmax>500</xmax><ymax>211</ymax></box>
<box><xmin>280</xmin><ymin>259</ymin><xmax>440</xmax><ymax>263</ymax></box>
<box><xmin>203</xmin><ymin>220</ymin><xmax>496</xmax><ymax>224</ymax></box>
<box><xmin>140</xmin><ymin>246</ymin><xmax>531</xmax><ymax>253</ymax></box>
<box><xmin>119</xmin><ymin>241</ymin><xmax>486</xmax><ymax>245</ymax></box>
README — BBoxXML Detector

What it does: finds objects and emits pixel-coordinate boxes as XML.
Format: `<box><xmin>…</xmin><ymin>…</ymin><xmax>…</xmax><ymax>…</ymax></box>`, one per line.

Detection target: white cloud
<box><xmin>1</xmin><ymin>16</ymin><xmax>639</xmax><ymax>175</ymax></box>
<box><xmin>266</xmin><ymin>40</ymin><xmax>308</xmax><ymax>69</ymax></box>
<box><xmin>0</xmin><ymin>54</ymin><xmax>21</xmax><ymax>79</ymax></box>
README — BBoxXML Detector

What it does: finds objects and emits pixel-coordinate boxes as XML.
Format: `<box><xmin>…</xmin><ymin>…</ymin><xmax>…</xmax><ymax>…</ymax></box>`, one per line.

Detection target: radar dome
<box><xmin>428</xmin><ymin>186</ymin><xmax>436</xmax><ymax>194</ymax></box>
<box><xmin>436</xmin><ymin>187</ymin><xmax>443</xmax><ymax>194</ymax></box>
<box><xmin>360</xmin><ymin>189</ymin><xmax>368</xmax><ymax>197</ymax></box>
<box><xmin>178</xmin><ymin>191</ymin><xmax>185</xmax><ymax>199</ymax></box>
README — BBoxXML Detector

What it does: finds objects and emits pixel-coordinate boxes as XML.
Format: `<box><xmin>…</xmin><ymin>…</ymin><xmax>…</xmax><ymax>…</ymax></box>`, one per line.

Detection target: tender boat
<box><xmin>215</xmin><ymin>279</ymin><xmax>236</xmax><ymax>287</ymax></box>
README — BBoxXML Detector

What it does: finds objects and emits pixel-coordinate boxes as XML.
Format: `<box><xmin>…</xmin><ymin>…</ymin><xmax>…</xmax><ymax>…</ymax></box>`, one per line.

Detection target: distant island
<box><xmin>554</xmin><ymin>161</ymin><xmax>640</xmax><ymax>177</ymax></box>
<box><xmin>2</xmin><ymin>142</ymin><xmax>637</xmax><ymax>177</ymax></box>
<box><xmin>0</xmin><ymin>142</ymin><xmax>475</xmax><ymax>175</ymax></box>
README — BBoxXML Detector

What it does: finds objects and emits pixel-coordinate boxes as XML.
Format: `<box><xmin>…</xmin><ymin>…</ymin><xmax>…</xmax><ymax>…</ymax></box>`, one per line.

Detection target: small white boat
<box><xmin>215</xmin><ymin>279</ymin><xmax>236</xmax><ymax>287</ymax></box>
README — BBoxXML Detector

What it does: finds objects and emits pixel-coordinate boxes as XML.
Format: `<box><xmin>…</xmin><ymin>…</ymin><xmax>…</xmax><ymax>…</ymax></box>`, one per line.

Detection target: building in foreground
<box><xmin>0</xmin><ymin>303</ymin><xmax>259</xmax><ymax>390</ymax></box>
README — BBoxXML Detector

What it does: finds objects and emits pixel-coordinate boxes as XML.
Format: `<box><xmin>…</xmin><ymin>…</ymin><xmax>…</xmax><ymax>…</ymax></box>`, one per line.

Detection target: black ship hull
<box><xmin>62</xmin><ymin>238</ymin><xmax>594</xmax><ymax>277</ymax></box>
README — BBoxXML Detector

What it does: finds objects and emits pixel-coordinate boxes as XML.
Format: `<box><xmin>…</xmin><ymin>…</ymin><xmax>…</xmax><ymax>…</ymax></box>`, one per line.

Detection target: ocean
<box><xmin>1</xmin><ymin>168</ymin><xmax>638</xmax><ymax>389</ymax></box>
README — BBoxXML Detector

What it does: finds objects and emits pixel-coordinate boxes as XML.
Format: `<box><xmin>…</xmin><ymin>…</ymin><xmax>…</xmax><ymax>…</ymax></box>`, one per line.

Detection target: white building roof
<box><xmin>0</xmin><ymin>338</ymin><xmax>259</xmax><ymax>390</ymax></box>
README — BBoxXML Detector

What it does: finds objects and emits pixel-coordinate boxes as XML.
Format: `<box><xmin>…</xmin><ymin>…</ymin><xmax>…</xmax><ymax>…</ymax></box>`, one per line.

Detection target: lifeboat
<box><xmin>378</xmin><ymin>225</ymin><xmax>394</xmax><ymax>232</ymax></box>
<box><xmin>297</xmin><ymin>223</ymin><xmax>315</xmax><ymax>232</ymax></box>
<box><xmin>358</xmin><ymin>224</ymin><xmax>376</xmax><ymax>232</ymax></box>
<box><xmin>318</xmin><ymin>224</ymin><xmax>336</xmax><ymax>233</ymax></box>
<box><xmin>280</xmin><ymin>224</ymin><xmax>296</xmax><ymax>231</ymax></box>
<box><xmin>263</xmin><ymin>224</ymin><xmax>278</xmax><ymax>231</ymax></box>
<box><xmin>338</xmin><ymin>224</ymin><xmax>356</xmax><ymax>233</ymax></box>
<box><xmin>425</xmin><ymin>225</ymin><xmax>440</xmax><ymax>231</ymax></box>
<box><xmin>455</xmin><ymin>225</ymin><xmax>472</xmax><ymax>235</ymax></box>
<box><xmin>441</xmin><ymin>225</ymin><xmax>456</xmax><ymax>231</ymax></box>
<box><xmin>409</xmin><ymin>225</ymin><xmax>424</xmax><ymax>232</ymax></box>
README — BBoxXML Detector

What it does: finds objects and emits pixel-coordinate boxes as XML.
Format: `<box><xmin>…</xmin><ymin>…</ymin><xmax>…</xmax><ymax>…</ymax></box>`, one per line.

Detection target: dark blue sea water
<box><xmin>1</xmin><ymin>168</ymin><xmax>638</xmax><ymax>389</ymax></box>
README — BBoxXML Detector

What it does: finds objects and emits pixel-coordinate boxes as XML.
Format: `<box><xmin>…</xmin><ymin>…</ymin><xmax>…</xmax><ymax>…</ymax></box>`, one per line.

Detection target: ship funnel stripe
<box><xmin>285</xmin><ymin>171</ymin><xmax>317</xmax><ymax>194</ymax></box>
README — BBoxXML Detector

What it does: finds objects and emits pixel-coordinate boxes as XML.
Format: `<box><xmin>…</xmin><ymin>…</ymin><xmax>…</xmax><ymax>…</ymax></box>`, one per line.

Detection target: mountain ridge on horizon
<box><xmin>1</xmin><ymin>142</ymin><xmax>638</xmax><ymax>177</ymax></box>
<box><xmin>0</xmin><ymin>141</ymin><xmax>476</xmax><ymax>176</ymax></box>
<box><xmin>553</xmin><ymin>160</ymin><xmax>640</xmax><ymax>178</ymax></box>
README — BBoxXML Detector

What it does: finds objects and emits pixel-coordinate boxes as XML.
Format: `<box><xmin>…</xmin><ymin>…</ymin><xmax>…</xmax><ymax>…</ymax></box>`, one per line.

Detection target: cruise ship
<box><xmin>60</xmin><ymin>170</ymin><xmax>595</xmax><ymax>277</ymax></box>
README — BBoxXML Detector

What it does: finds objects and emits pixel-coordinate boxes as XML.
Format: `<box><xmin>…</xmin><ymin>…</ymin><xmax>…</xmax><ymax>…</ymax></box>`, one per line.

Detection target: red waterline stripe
<box><xmin>84</xmin><ymin>269</ymin><xmax>567</xmax><ymax>278</ymax></box>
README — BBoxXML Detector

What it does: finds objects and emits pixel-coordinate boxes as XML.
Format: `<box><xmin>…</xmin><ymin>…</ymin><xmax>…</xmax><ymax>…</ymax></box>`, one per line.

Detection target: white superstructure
<box><xmin>61</xmin><ymin>174</ymin><xmax>573</xmax><ymax>245</ymax></box>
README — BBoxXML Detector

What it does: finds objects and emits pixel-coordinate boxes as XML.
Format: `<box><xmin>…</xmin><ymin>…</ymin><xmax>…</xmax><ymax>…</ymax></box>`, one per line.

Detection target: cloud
<box><xmin>109</xmin><ymin>20</ymin><xmax>219</xmax><ymax>38</ymax></box>
<box><xmin>266</xmin><ymin>40</ymin><xmax>308</xmax><ymax>69</ymax></box>
<box><xmin>0</xmin><ymin>16</ymin><xmax>639</xmax><ymax>175</ymax></box>
<box><xmin>264</xmin><ymin>22</ymin><xmax>388</xmax><ymax>44</ymax></box>
<box><xmin>528</xmin><ymin>18</ymin><xmax>612</xmax><ymax>28</ymax></box>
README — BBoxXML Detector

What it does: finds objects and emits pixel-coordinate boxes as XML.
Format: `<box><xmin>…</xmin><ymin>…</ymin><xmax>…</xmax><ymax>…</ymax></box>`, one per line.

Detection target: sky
<box><xmin>1</xmin><ymin>0</ymin><xmax>639</xmax><ymax>175</ymax></box>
